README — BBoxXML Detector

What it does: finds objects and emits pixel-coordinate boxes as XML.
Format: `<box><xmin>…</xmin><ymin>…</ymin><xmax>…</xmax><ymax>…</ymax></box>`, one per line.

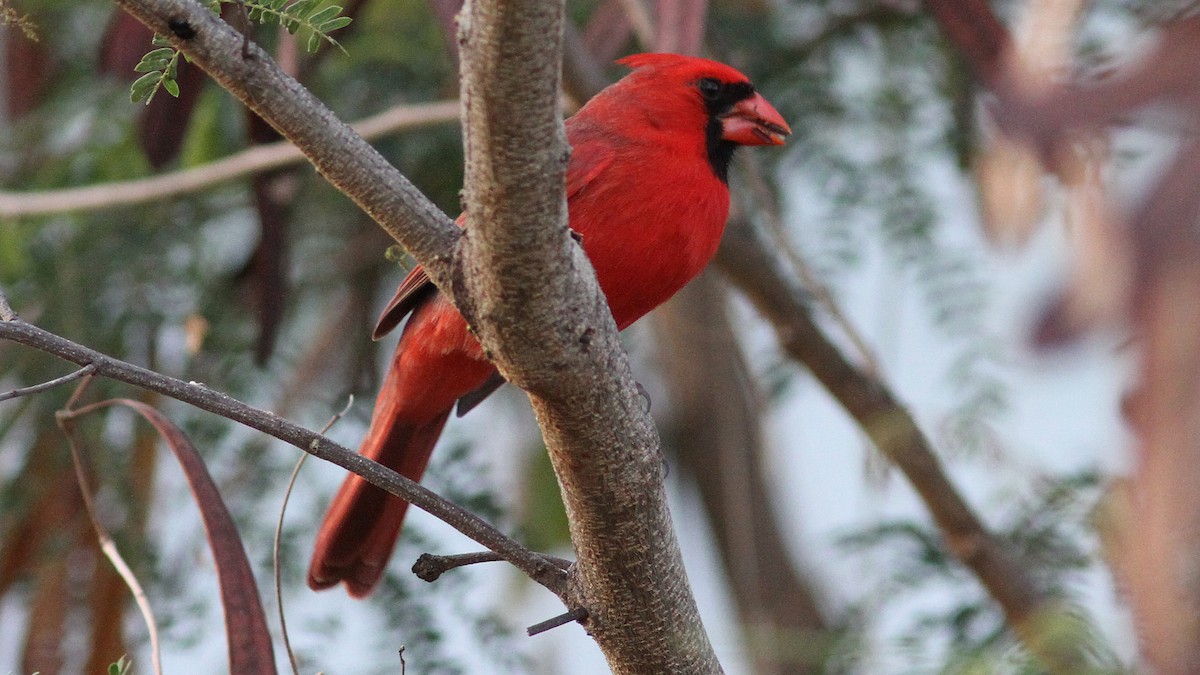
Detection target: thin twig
<box><xmin>0</xmin><ymin>363</ymin><xmax>97</xmax><ymax>402</ymax></box>
<box><xmin>56</xmin><ymin>377</ymin><xmax>164</xmax><ymax>675</ymax></box>
<box><xmin>0</xmin><ymin>100</ymin><xmax>460</xmax><ymax>217</ymax></box>
<box><xmin>276</xmin><ymin>454</ymin><xmax>305</xmax><ymax>675</ymax></box>
<box><xmin>275</xmin><ymin>395</ymin><xmax>354</xmax><ymax>675</ymax></box>
<box><xmin>737</xmin><ymin>154</ymin><xmax>882</xmax><ymax>377</ymax></box>
<box><xmin>412</xmin><ymin>551</ymin><xmax>572</xmax><ymax>582</ymax></box>
<box><xmin>0</xmin><ymin>303</ymin><xmax>568</xmax><ymax>598</ymax></box>
<box><xmin>527</xmin><ymin>607</ymin><xmax>589</xmax><ymax>636</ymax></box>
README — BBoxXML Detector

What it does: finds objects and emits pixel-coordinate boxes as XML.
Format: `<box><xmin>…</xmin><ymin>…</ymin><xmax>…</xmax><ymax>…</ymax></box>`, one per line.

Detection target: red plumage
<box><xmin>309</xmin><ymin>53</ymin><xmax>789</xmax><ymax>597</ymax></box>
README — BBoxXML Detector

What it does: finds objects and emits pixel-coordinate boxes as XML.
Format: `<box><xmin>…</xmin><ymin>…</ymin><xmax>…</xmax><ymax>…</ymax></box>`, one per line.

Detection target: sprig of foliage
<box><xmin>130</xmin><ymin>35</ymin><xmax>182</xmax><ymax>105</ymax></box>
<box><xmin>244</xmin><ymin>0</ymin><xmax>353</xmax><ymax>53</ymax></box>
<box><xmin>129</xmin><ymin>1</ymin><xmax>352</xmax><ymax>105</ymax></box>
<box><xmin>108</xmin><ymin>655</ymin><xmax>133</xmax><ymax>675</ymax></box>
<box><xmin>838</xmin><ymin>471</ymin><xmax>1124</xmax><ymax>671</ymax></box>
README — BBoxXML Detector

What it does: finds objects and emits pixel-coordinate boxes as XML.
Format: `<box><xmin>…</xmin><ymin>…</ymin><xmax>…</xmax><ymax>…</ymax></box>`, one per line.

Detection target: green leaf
<box><xmin>306</xmin><ymin>5</ymin><xmax>342</xmax><ymax>25</ymax></box>
<box><xmin>163</xmin><ymin>77</ymin><xmax>180</xmax><ymax>98</ymax></box>
<box><xmin>107</xmin><ymin>655</ymin><xmax>131</xmax><ymax>675</ymax></box>
<box><xmin>145</xmin><ymin>47</ymin><xmax>175</xmax><ymax>61</ymax></box>
<box><xmin>306</xmin><ymin>31</ymin><xmax>319</xmax><ymax>53</ymax></box>
<box><xmin>288</xmin><ymin>0</ymin><xmax>321</xmax><ymax>20</ymax></box>
<box><xmin>133</xmin><ymin>58</ymin><xmax>167</xmax><ymax>73</ymax></box>
<box><xmin>134</xmin><ymin>47</ymin><xmax>174</xmax><ymax>72</ymax></box>
<box><xmin>130</xmin><ymin>71</ymin><xmax>162</xmax><ymax>104</ymax></box>
<box><xmin>318</xmin><ymin>16</ymin><xmax>352</xmax><ymax>32</ymax></box>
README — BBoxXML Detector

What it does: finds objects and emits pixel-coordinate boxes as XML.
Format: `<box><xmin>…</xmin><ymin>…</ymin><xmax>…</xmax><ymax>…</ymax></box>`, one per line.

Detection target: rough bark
<box><xmin>106</xmin><ymin>0</ymin><xmax>722</xmax><ymax>671</ymax></box>
<box><xmin>455</xmin><ymin>0</ymin><xmax>721</xmax><ymax>670</ymax></box>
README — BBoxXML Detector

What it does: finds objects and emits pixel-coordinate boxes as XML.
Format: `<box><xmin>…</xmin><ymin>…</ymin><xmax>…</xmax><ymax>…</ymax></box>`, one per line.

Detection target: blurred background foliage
<box><xmin>0</xmin><ymin>0</ymin><xmax>1152</xmax><ymax>672</ymax></box>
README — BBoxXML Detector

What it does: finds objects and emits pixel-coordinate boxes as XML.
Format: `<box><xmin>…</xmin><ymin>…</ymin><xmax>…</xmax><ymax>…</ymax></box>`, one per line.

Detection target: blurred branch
<box><xmin>715</xmin><ymin>217</ymin><xmax>1086</xmax><ymax>672</ymax></box>
<box><xmin>655</xmin><ymin>272</ymin><xmax>832</xmax><ymax>674</ymax></box>
<box><xmin>940</xmin><ymin>10</ymin><xmax>1200</xmax><ymax>671</ymax></box>
<box><xmin>0</xmin><ymin>291</ymin><xmax>569</xmax><ymax>598</ymax></box>
<box><xmin>580</xmin><ymin>0</ymin><xmax>633</xmax><ymax>63</ymax></box>
<box><xmin>738</xmin><ymin>155</ymin><xmax>881</xmax><ymax>376</ymax></box>
<box><xmin>653</xmin><ymin>0</ymin><xmax>706</xmax><ymax>55</ymax></box>
<box><xmin>614</xmin><ymin>0</ymin><xmax>655</xmax><ymax>47</ymax></box>
<box><xmin>924</xmin><ymin>0</ymin><xmax>1013</xmax><ymax>89</ymax></box>
<box><xmin>110</xmin><ymin>0</ymin><xmax>462</xmax><ymax>292</ymax></box>
<box><xmin>0</xmin><ymin>99</ymin><xmax>461</xmax><ymax>217</ymax></box>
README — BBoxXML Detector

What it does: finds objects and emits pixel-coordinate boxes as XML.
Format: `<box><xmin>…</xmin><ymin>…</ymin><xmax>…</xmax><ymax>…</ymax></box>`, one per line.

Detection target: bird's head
<box><xmin>610</xmin><ymin>53</ymin><xmax>791</xmax><ymax>181</ymax></box>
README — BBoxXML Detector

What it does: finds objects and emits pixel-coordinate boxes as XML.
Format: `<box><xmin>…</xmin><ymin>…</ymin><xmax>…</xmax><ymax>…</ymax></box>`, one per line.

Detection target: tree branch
<box><xmin>0</xmin><ymin>364</ymin><xmax>98</xmax><ymax>403</ymax></box>
<box><xmin>455</xmin><ymin>0</ymin><xmax>721</xmax><ymax>670</ymax></box>
<box><xmin>0</xmin><ymin>292</ymin><xmax>568</xmax><ymax>598</ymax></box>
<box><xmin>411</xmin><ymin>551</ymin><xmax>572</xmax><ymax>582</ymax></box>
<box><xmin>715</xmin><ymin>217</ymin><xmax>1087</xmax><ymax>672</ymax></box>
<box><xmin>98</xmin><ymin>1</ymin><xmax>722</xmax><ymax>670</ymax></box>
<box><xmin>0</xmin><ymin>100</ymin><xmax>460</xmax><ymax>217</ymax></box>
<box><xmin>110</xmin><ymin>0</ymin><xmax>460</xmax><ymax>291</ymax></box>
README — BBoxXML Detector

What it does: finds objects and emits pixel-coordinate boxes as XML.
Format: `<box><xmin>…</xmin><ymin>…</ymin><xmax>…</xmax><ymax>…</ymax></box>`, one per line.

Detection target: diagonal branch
<box><xmin>924</xmin><ymin>0</ymin><xmax>1013</xmax><ymax>89</ymax></box>
<box><xmin>715</xmin><ymin>216</ymin><xmax>1087</xmax><ymax>673</ymax></box>
<box><xmin>104</xmin><ymin>1</ymin><xmax>721</xmax><ymax>671</ymax></box>
<box><xmin>0</xmin><ymin>293</ymin><xmax>568</xmax><ymax>598</ymax></box>
<box><xmin>110</xmin><ymin>0</ymin><xmax>461</xmax><ymax>291</ymax></box>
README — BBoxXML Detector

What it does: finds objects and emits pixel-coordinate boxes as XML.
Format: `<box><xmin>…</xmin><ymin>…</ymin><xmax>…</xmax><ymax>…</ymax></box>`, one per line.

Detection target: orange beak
<box><xmin>719</xmin><ymin>92</ymin><xmax>791</xmax><ymax>146</ymax></box>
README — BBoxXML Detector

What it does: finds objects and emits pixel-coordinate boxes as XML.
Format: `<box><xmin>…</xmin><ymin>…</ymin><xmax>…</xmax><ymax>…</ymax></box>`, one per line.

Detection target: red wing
<box><xmin>372</xmin><ymin>264</ymin><xmax>435</xmax><ymax>340</ymax></box>
<box><xmin>372</xmin><ymin>138</ymin><xmax>609</xmax><ymax>341</ymax></box>
<box><xmin>566</xmin><ymin>135</ymin><xmax>615</xmax><ymax>201</ymax></box>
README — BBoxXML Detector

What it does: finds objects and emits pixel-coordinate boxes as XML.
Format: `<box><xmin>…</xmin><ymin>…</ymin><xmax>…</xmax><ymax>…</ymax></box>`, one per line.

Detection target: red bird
<box><xmin>309</xmin><ymin>53</ymin><xmax>790</xmax><ymax>597</ymax></box>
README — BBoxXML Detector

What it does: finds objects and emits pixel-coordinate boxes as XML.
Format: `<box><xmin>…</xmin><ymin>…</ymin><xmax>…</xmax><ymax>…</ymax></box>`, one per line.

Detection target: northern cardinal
<box><xmin>309</xmin><ymin>53</ymin><xmax>790</xmax><ymax>597</ymax></box>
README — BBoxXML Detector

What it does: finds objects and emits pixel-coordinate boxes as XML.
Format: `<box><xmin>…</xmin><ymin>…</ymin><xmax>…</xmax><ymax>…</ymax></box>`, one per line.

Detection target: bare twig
<box><xmin>276</xmin><ymin>453</ymin><xmax>306</xmax><ymax>675</ymax></box>
<box><xmin>0</xmin><ymin>363</ymin><xmax>97</xmax><ymax>402</ymax></box>
<box><xmin>737</xmin><ymin>154</ymin><xmax>881</xmax><ymax>376</ymax></box>
<box><xmin>56</xmin><ymin>377</ymin><xmax>164</xmax><ymax>675</ymax></box>
<box><xmin>527</xmin><ymin>607</ymin><xmax>589</xmax><ymax>636</ymax></box>
<box><xmin>0</xmin><ymin>303</ymin><xmax>568</xmax><ymax>597</ymax></box>
<box><xmin>412</xmin><ymin>551</ymin><xmax>572</xmax><ymax>582</ymax></box>
<box><xmin>0</xmin><ymin>100</ymin><xmax>460</xmax><ymax>217</ymax></box>
<box><xmin>274</xmin><ymin>396</ymin><xmax>353</xmax><ymax>675</ymax></box>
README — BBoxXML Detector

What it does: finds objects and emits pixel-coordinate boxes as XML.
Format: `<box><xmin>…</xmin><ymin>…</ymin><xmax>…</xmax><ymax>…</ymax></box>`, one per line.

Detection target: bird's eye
<box><xmin>698</xmin><ymin>78</ymin><xmax>722</xmax><ymax>101</ymax></box>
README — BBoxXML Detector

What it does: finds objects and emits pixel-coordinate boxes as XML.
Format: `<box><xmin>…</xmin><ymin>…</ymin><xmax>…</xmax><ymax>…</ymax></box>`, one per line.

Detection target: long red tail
<box><xmin>307</xmin><ymin>408</ymin><xmax>450</xmax><ymax>596</ymax></box>
<box><xmin>308</xmin><ymin>295</ymin><xmax>492</xmax><ymax>597</ymax></box>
